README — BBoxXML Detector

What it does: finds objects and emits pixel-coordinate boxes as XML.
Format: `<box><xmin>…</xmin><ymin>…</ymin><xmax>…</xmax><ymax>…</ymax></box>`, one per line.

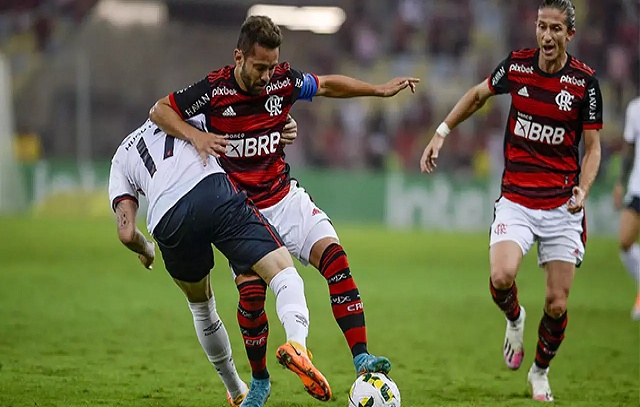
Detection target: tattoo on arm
<box><xmin>115</xmin><ymin>200</ymin><xmax>149</xmax><ymax>255</ymax></box>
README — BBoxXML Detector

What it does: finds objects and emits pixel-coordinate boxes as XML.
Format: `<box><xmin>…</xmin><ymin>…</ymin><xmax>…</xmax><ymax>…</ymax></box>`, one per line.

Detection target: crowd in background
<box><xmin>2</xmin><ymin>0</ymin><xmax>638</xmax><ymax>181</ymax></box>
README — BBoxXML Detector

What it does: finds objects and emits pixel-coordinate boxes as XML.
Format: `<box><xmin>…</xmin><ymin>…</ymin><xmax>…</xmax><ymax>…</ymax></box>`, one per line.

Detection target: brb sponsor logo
<box><xmin>514</xmin><ymin>113</ymin><xmax>565</xmax><ymax>145</ymax></box>
<box><xmin>265</xmin><ymin>77</ymin><xmax>291</xmax><ymax>94</ymax></box>
<box><xmin>509</xmin><ymin>63</ymin><xmax>534</xmax><ymax>74</ymax></box>
<box><xmin>560</xmin><ymin>75</ymin><xmax>585</xmax><ymax>87</ymax></box>
<box><xmin>226</xmin><ymin>131</ymin><xmax>281</xmax><ymax>158</ymax></box>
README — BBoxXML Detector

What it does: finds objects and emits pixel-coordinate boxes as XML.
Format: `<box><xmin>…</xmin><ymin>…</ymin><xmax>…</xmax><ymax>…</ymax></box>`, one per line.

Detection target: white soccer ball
<box><xmin>348</xmin><ymin>373</ymin><xmax>401</xmax><ymax>407</ymax></box>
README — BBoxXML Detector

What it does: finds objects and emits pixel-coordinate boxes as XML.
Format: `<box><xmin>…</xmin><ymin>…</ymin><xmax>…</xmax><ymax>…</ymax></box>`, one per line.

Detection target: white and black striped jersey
<box><xmin>108</xmin><ymin>116</ymin><xmax>225</xmax><ymax>233</ymax></box>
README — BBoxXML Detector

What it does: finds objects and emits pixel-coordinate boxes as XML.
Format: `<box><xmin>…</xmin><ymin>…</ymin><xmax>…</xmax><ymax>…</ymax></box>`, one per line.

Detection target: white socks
<box><xmin>268</xmin><ymin>267</ymin><xmax>310</xmax><ymax>347</ymax></box>
<box><xmin>188</xmin><ymin>296</ymin><xmax>246</xmax><ymax>399</ymax></box>
<box><xmin>620</xmin><ymin>243</ymin><xmax>640</xmax><ymax>289</ymax></box>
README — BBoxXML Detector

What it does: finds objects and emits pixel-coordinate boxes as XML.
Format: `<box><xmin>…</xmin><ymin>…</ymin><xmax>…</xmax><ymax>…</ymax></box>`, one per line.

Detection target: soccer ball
<box><xmin>348</xmin><ymin>373</ymin><xmax>401</xmax><ymax>407</ymax></box>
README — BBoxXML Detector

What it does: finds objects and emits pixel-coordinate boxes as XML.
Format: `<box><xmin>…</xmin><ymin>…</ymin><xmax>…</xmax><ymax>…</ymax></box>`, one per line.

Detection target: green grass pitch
<box><xmin>0</xmin><ymin>217</ymin><xmax>637</xmax><ymax>406</ymax></box>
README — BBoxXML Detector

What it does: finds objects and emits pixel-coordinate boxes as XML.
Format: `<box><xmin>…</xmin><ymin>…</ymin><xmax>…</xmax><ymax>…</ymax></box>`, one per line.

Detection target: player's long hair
<box><xmin>539</xmin><ymin>0</ymin><xmax>576</xmax><ymax>30</ymax></box>
<box><xmin>237</xmin><ymin>16</ymin><xmax>283</xmax><ymax>55</ymax></box>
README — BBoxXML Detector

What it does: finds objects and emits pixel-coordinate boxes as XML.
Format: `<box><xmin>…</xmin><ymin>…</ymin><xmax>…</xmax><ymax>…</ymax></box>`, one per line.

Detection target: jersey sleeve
<box><xmin>290</xmin><ymin>68</ymin><xmax>319</xmax><ymax>102</ymax></box>
<box><xmin>168</xmin><ymin>78</ymin><xmax>212</xmax><ymax>119</ymax></box>
<box><xmin>487</xmin><ymin>56</ymin><xmax>510</xmax><ymax>95</ymax></box>
<box><xmin>580</xmin><ymin>77</ymin><xmax>603</xmax><ymax>130</ymax></box>
<box><xmin>108</xmin><ymin>151</ymin><xmax>138</xmax><ymax>212</ymax></box>
<box><xmin>623</xmin><ymin>100</ymin><xmax>639</xmax><ymax>143</ymax></box>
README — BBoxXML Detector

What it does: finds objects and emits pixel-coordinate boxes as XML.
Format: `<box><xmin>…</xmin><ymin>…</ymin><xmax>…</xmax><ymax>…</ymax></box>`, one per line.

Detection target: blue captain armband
<box><xmin>297</xmin><ymin>73</ymin><xmax>319</xmax><ymax>101</ymax></box>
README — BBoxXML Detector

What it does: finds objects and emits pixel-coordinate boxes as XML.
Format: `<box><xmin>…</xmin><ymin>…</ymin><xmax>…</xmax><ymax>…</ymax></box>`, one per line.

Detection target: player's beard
<box><xmin>241</xmin><ymin>63</ymin><xmax>266</xmax><ymax>96</ymax></box>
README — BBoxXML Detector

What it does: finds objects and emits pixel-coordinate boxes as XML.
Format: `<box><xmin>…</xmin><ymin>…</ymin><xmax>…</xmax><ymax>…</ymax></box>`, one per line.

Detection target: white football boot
<box><xmin>503</xmin><ymin>306</ymin><xmax>526</xmax><ymax>370</ymax></box>
<box><xmin>528</xmin><ymin>364</ymin><xmax>554</xmax><ymax>402</ymax></box>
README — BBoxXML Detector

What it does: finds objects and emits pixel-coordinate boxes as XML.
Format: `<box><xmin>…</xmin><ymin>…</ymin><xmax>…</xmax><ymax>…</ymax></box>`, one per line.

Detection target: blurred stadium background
<box><xmin>0</xmin><ymin>1</ymin><xmax>638</xmax><ymax>406</ymax></box>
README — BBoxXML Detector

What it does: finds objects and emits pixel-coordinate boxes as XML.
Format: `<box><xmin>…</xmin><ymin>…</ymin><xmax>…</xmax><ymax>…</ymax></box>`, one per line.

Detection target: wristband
<box><xmin>436</xmin><ymin>122</ymin><xmax>451</xmax><ymax>138</ymax></box>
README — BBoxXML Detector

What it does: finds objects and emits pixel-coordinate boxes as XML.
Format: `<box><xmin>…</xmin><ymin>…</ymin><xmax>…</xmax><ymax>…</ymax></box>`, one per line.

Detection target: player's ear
<box><xmin>566</xmin><ymin>28</ymin><xmax>576</xmax><ymax>42</ymax></box>
<box><xmin>233</xmin><ymin>49</ymin><xmax>243</xmax><ymax>66</ymax></box>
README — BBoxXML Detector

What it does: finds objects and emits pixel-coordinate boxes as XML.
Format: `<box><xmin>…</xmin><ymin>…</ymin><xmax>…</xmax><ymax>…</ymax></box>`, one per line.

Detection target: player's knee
<box><xmin>490</xmin><ymin>268</ymin><xmax>517</xmax><ymax>289</ymax></box>
<box><xmin>544</xmin><ymin>294</ymin><xmax>568</xmax><ymax>318</ymax></box>
<box><xmin>252</xmin><ymin>246</ymin><xmax>293</xmax><ymax>283</ymax></box>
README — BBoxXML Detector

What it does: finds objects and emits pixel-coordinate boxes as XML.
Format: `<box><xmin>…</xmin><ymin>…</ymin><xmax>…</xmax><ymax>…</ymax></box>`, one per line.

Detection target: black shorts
<box><xmin>152</xmin><ymin>173</ymin><xmax>283</xmax><ymax>282</ymax></box>
<box><xmin>627</xmin><ymin>196</ymin><xmax>640</xmax><ymax>214</ymax></box>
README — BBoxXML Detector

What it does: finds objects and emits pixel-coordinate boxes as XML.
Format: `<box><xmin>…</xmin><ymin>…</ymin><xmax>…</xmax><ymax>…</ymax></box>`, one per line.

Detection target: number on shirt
<box><xmin>136</xmin><ymin>135</ymin><xmax>175</xmax><ymax>177</ymax></box>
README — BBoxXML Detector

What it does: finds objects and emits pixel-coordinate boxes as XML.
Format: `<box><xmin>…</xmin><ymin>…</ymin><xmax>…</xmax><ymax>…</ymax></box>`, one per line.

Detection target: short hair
<box><xmin>539</xmin><ymin>0</ymin><xmax>576</xmax><ymax>30</ymax></box>
<box><xmin>236</xmin><ymin>15</ymin><xmax>282</xmax><ymax>55</ymax></box>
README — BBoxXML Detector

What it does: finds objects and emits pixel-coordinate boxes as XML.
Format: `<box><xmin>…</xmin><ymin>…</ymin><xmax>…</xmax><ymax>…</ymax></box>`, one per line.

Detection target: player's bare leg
<box><xmin>618</xmin><ymin>208</ymin><xmax>640</xmax><ymax>319</ymax></box>
<box><xmin>527</xmin><ymin>260</ymin><xmax>574</xmax><ymax>402</ymax></box>
<box><xmin>174</xmin><ymin>275</ymin><xmax>248</xmax><ymax>406</ymax></box>
<box><xmin>251</xmin><ymin>247</ymin><xmax>332</xmax><ymax>402</ymax></box>
<box><xmin>309</xmin><ymin>236</ymin><xmax>391</xmax><ymax>376</ymax></box>
<box><xmin>490</xmin><ymin>241</ymin><xmax>526</xmax><ymax>370</ymax></box>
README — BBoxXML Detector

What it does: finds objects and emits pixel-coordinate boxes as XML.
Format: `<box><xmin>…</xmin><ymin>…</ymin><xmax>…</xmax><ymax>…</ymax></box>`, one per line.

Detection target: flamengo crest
<box><xmin>555</xmin><ymin>90</ymin><xmax>574</xmax><ymax>112</ymax></box>
<box><xmin>265</xmin><ymin>95</ymin><xmax>283</xmax><ymax>116</ymax></box>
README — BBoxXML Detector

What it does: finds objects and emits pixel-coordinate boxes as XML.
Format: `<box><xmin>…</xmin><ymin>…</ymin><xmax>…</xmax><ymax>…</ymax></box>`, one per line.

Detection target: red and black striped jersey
<box><xmin>487</xmin><ymin>48</ymin><xmax>603</xmax><ymax>209</ymax></box>
<box><xmin>169</xmin><ymin>63</ymin><xmax>317</xmax><ymax>208</ymax></box>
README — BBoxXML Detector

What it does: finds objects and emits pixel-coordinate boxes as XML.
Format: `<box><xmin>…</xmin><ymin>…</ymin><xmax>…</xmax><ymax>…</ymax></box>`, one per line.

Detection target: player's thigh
<box><xmin>489</xmin><ymin>197</ymin><xmax>536</xmax><ymax>282</ymax></box>
<box><xmin>619</xmin><ymin>197</ymin><xmax>640</xmax><ymax>249</ymax></box>
<box><xmin>212</xmin><ymin>193</ymin><xmax>285</xmax><ymax>276</ymax></box>
<box><xmin>261</xmin><ymin>181</ymin><xmax>336</xmax><ymax>266</ymax></box>
<box><xmin>153</xmin><ymin>201</ymin><xmax>214</xmax><ymax>283</ymax></box>
<box><xmin>537</xmin><ymin>205</ymin><xmax>585</xmax><ymax>267</ymax></box>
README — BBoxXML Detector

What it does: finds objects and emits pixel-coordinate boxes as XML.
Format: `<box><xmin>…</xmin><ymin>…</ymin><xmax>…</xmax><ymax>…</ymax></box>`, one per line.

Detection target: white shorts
<box><xmin>489</xmin><ymin>197</ymin><xmax>586</xmax><ymax>267</ymax></box>
<box><xmin>259</xmin><ymin>180</ymin><xmax>338</xmax><ymax>266</ymax></box>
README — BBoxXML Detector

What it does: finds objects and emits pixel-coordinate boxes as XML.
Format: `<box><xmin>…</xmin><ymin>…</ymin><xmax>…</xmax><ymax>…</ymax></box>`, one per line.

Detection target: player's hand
<box><xmin>420</xmin><ymin>134</ymin><xmax>445</xmax><ymax>173</ymax></box>
<box><xmin>613</xmin><ymin>183</ymin><xmax>624</xmax><ymax>210</ymax></box>
<box><xmin>190</xmin><ymin>131</ymin><xmax>229</xmax><ymax>164</ymax></box>
<box><xmin>138</xmin><ymin>239</ymin><xmax>155</xmax><ymax>270</ymax></box>
<box><xmin>379</xmin><ymin>77</ymin><xmax>420</xmax><ymax>97</ymax></box>
<box><xmin>567</xmin><ymin>186</ymin><xmax>586</xmax><ymax>214</ymax></box>
<box><xmin>280</xmin><ymin>114</ymin><xmax>298</xmax><ymax>145</ymax></box>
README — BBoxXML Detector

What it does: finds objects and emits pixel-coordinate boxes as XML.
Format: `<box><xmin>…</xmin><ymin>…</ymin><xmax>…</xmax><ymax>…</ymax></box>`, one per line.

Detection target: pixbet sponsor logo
<box><xmin>226</xmin><ymin>132</ymin><xmax>281</xmax><ymax>158</ymax></box>
<box><xmin>509</xmin><ymin>63</ymin><xmax>534</xmax><ymax>74</ymax></box>
<box><xmin>514</xmin><ymin>115</ymin><xmax>566</xmax><ymax>145</ymax></box>
<box><xmin>560</xmin><ymin>75</ymin><xmax>585</xmax><ymax>87</ymax></box>
<box><xmin>211</xmin><ymin>87</ymin><xmax>238</xmax><ymax>97</ymax></box>
<box><xmin>265</xmin><ymin>77</ymin><xmax>291</xmax><ymax>94</ymax></box>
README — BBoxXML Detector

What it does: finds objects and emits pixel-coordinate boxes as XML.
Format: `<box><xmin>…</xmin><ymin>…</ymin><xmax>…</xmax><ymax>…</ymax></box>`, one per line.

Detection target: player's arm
<box><xmin>314</xmin><ymin>75</ymin><xmax>419</xmax><ymax>98</ymax></box>
<box><xmin>114</xmin><ymin>199</ymin><xmax>155</xmax><ymax>270</ymax></box>
<box><xmin>149</xmin><ymin>96</ymin><xmax>206</xmax><ymax>146</ymax></box>
<box><xmin>419</xmin><ymin>79</ymin><xmax>495</xmax><ymax>173</ymax></box>
<box><xmin>149</xmin><ymin>79</ymin><xmax>228</xmax><ymax>163</ymax></box>
<box><xmin>420</xmin><ymin>55</ymin><xmax>509</xmax><ymax>173</ymax></box>
<box><xmin>577</xmin><ymin>129</ymin><xmax>602</xmax><ymax>197</ymax></box>
<box><xmin>568</xmin><ymin>76</ymin><xmax>604</xmax><ymax>213</ymax></box>
<box><xmin>109</xmin><ymin>156</ymin><xmax>154</xmax><ymax>269</ymax></box>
